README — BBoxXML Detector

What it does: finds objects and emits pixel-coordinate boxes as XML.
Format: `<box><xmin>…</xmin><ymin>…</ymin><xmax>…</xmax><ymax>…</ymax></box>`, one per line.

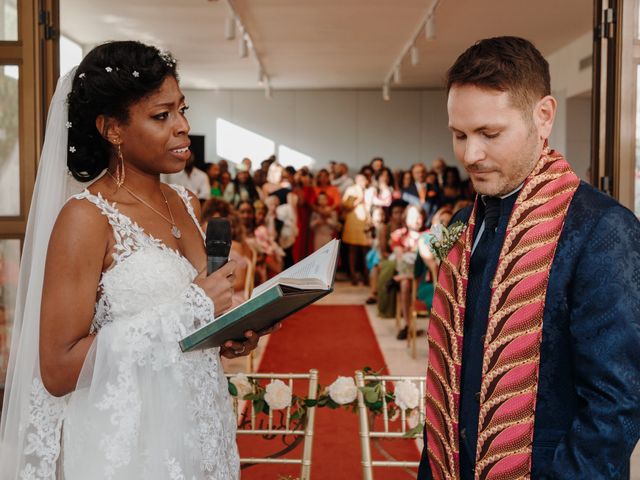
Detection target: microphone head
<box><xmin>205</xmin><ymin>218</ymin><xmax>232</xmax><ymax>257</ymax></box>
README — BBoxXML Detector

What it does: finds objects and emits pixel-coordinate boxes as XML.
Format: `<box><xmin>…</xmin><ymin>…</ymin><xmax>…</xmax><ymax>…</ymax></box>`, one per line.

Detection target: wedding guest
<box><xmin>309</xmin><ymin>191</ymin><xmax>340</xmax><ymax>251</ymax></box>
<box><xmin>331</xmin><ymin>162</ymin><xmax>354</xmax><ymax>196</ymax></box>
<box><xmin>313</xmin><ymin>168</ymin><xmax>341</xmax><ymax>211</ymax></box>
<box><xmin>369</xmin><ymin>156</ymin><xmax>384</xmax><ymax>175</ymax></box>
<box><xmin>364</xmin><ymin>166</ymin><xmax>394</xmax><ymax>212</ymax></box>
<box><xmin>375</xmin><ymin>199</ymin><xmax>408</xmax><ymax>318</ymax></box>
<box><xmin>206</xmin><ymin>162</ymin><xmax>223</xmax><ymax>197</ymax></box>
<box><xmin>163</xmin><ymin>153</ymin><xmax>210</xmax><ymax>201</ymax></box>
<box><xmin>341</xmin><ymin>174</ymin><xmax>370</xmax><ymax>285</ymax></box>
<box><xmin>252</xmin><ymin>199</ymin><xmax>284</xmax><ymax>281</ymax></box>
<box><xmin>224</xmin><ymin>162</ymin><xmax>259</xmax><ymax>206</ymax></box>
<box><xmin>418</xmin><ymin>36</ymin><xmax>640</xmax><ymax>480</ymax></box>
<box><xmin>439</xmin><ymin>165</ymin><xmax>464</xmax><ymax>207</ymax></box>
<box><xmin>401</xmin><ymin>163</ymin><xmax>439</xmax><ymax>225</ymax></box>
<box><xmin>389</xmin><ymin>205</ymin><xmax>425</xmax><ymax>340</ymax></box>
<box><xmin>431</xmin><ymin>156</ymin><xmax>447</xmax><ymax>188</ymax></box>
<box><xmin>365</xmin><ymin>206</ymin><xmax>386</xmax><ymax>305</ymax></box>
<box><xmin>292</xmin><ymin>168</ymin><xmax>315</xmax><ymax>260</ymax></box>
<box><xmin>360</xmin><ymin>165</ymin><xmax>374</xmax><ymax>184</ymax></box>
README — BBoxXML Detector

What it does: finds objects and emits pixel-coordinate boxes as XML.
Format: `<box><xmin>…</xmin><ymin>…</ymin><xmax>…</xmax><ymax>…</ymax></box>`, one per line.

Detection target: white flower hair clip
<box><xmin>105</xmin><ymin>66</ymin><xmax>113</xmax><ymax>73</ymax></box>
<box><xmin>78</xmin><ymin>73</ymin><xmax>85</xmax><ymax>79</ymax></box>
<box><xmin>132</xmin><ymin>71</ymin><xmax>140</xmax><ymax>78</ymax></box>
<box><xmin>159</xmin><ymin>51</ymin><xmax>176</xmax><ymax>66</ymax></box>
<box><xmin>65</xmin><ymin>121</ymin><xmax>72</xmax><ymax>128</ymax></box>
<box><xmin>69</xmin><ymin>146</ymin><xmax>76</xmax><ymax>153</ymax></box>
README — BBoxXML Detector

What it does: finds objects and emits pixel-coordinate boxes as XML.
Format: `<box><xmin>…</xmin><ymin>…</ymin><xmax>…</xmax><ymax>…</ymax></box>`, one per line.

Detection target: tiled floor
<box><xmin>227</xmin><ymin>280</ymin><xmax>639</xmax><ymax>476</ymax></box>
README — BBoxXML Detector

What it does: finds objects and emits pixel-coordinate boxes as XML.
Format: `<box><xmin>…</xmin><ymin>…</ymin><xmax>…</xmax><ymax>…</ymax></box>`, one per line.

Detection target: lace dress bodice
<box><xmin>17</xmin><ymin>185</ymin><xmax>240</xmax><ymax>480</ymax></box>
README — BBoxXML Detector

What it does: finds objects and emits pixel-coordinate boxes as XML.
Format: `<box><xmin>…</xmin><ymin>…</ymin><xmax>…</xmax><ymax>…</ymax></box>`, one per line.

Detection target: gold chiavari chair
<box><xmin>355</xmin><ymin>370</ymin><xmax>425</xmax><ymax>480</ymax></box>
<box><xmin>226</xmin><ymin>369</ymin><xmax>319</xmax><ymax>480</ymax></box>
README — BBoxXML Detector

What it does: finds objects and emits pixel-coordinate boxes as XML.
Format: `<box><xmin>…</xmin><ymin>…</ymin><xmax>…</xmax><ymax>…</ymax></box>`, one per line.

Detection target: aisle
<box><xmin>237</xmin><ymin>304</ymin><xmax>420</xmax><ymax>479</ymax></box>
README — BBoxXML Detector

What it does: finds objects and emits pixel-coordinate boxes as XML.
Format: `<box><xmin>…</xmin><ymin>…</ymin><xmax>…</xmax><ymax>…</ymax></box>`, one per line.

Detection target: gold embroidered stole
<box><xmin>425</xmin><ymin>151</ymin><xmax>580</xmax><ymax>480</ymax></box>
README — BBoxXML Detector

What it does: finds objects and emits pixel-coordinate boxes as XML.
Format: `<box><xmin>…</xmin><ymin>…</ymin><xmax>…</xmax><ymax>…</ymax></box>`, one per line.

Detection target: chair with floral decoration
<box><xmin>225</xmin><ymin>369</ymin><xmax>319</xmax><ymax>480</ymax></box>
<box><xmin>355</xmin><ymin>370</ymin><xmax>426</xmax><ymax>480</ymax></box>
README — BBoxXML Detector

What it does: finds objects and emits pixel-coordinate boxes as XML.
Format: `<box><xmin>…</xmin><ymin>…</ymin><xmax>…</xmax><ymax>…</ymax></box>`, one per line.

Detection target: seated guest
<box><xmin>365</xmin><ymin>206</ymin><xmax>387</xmax><ymax>305</ymax></box>
<box><xmin>401</xmin><ymin>162</ymin><xmax>439</xmax><ymax>226</ymax></box>
<box><xmin>375</xmin><ymin>199</ymin><xmax>408</xmax><ymax>316</ymax></box>
<box><xmin>413</xmin><ymin>206</ymin><xmax>453</xmax><ymax>316</ymax></box>
<box><xmin>389</xmin><ymin>205</ymin><xmax>426</xmax><ymax>340</ymax></box>
<box><xmin>310</xmin><ymin>192</ymin><xmax>340</xmax><ymax>251</ymax></box>
<box><xmin>163</xmin><ymin>153</ymin><xmax>210</xmax><ymax>201</ymax></box>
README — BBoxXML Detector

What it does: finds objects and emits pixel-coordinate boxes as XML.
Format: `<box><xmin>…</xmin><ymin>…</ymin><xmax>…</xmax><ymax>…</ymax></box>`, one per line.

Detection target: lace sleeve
<box><xmin>181</xmin><ymin>283</ymin><xmax>215</xmax><ymax>331</ymax></box>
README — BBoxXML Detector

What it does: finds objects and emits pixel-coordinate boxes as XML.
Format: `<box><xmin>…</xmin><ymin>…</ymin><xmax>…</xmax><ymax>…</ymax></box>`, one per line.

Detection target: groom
<box><xmin>418</xmin><ymin>37</ymin><xmax>640</xmax><ymax>479</ymax></box>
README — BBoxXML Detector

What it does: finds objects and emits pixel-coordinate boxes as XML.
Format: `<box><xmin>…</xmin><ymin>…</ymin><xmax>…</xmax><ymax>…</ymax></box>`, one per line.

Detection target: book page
<box><xmin>251</xmin><ymin>239</ymin><xmax>339</xmax><ymax>298</ymax></box>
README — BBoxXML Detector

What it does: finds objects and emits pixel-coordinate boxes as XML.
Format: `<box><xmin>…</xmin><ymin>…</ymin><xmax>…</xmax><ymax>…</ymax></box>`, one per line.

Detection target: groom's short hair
<box><xmin>446</xmin><ymin>36</ymin><xmax>551</xmax><ymax>112</ymax></box>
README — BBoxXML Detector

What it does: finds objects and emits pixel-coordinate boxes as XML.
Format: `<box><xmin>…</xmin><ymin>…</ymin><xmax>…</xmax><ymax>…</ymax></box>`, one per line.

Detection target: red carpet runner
<box><xmin>237</xmin><ymin>304</ymin><xmax>420</xmax><ymax>479</ymax></box>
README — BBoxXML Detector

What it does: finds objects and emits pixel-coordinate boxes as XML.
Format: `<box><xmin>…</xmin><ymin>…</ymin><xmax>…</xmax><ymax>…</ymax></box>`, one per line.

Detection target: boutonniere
<box><xmin>428</xmin><ymin>221</ymin><xmax>466</xmax><ymax>261</ymax></box>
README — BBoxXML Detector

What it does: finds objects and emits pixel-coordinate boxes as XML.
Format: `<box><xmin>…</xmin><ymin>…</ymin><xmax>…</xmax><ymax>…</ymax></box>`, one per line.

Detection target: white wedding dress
<box><xmin>19</xmin><ymin>184</ymin><xmax>239</xmax><ymax>479</ymax></box>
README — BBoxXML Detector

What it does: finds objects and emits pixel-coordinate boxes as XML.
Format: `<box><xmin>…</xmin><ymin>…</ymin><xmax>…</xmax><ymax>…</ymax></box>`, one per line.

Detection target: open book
<box><xmin>179</xmin><ymin>239</ymin><xmax>340</xmax><ymax>352</ymax></box>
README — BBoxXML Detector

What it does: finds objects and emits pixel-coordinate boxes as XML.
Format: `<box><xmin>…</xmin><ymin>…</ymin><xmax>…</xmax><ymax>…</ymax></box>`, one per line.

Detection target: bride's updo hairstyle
<box><xmin>66</xmin><ymin>41</ymin><xmax>179</xmax><ymax>182</ymax></box>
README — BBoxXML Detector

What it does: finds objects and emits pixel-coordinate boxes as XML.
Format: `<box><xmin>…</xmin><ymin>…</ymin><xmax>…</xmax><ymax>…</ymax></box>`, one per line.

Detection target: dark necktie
<box><xmin>471</xmin><ymin>197</ymin><xmax>501</xmax><ymax>268</ymax></box>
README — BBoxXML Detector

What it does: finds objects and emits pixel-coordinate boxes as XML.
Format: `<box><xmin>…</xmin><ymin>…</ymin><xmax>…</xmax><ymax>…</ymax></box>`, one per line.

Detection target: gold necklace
<box><xmin>108</xmin><ymin>171</ymin><xmax>182</xmax><ymax>239</ymax></box>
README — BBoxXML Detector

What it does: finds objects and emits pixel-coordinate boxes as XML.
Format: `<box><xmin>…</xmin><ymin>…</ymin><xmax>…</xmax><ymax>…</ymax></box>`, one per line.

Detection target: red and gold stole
<box><xmin>425</xmin><ymin>150</ymin><xmax>580</xmax><ymax>480</ymax></box>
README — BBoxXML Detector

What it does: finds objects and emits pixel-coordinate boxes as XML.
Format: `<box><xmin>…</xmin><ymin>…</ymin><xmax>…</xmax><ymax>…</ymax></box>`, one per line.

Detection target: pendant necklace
<box><xmin>108</xmin><ymin>172</ymin><xmax>182</xmax><ymax>239</ymax></box>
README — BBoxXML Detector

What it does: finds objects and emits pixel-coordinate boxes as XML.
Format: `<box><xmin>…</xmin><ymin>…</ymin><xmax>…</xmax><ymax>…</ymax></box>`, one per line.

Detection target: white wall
<box><xmin>183</xmin><ymin>88</ymin><xmax>454</xmax><ymax>173</ymax></box>
<box><xmin>184</xmin><ymin>32</ymin><xmax>592</xmax><ymax>176</ymax></box>
<box><xmin>546</xmin><ymin>31</ymin><xmax>593</xmax><ymax>178</ymax></box>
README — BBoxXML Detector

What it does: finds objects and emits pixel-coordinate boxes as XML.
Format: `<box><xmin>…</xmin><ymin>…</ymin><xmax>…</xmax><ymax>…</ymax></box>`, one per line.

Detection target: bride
<box><xmin>0</xmin><ymin>41</ymin><xmax>264</xmax><ymax>479</ymax></box>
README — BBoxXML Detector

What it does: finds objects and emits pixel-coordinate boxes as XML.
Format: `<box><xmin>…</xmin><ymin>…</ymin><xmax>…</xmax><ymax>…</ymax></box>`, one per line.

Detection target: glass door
<box><xmin>0</xmin><ymin>0</ymin><xmax>59</xmax><ymax>408</ymax></box>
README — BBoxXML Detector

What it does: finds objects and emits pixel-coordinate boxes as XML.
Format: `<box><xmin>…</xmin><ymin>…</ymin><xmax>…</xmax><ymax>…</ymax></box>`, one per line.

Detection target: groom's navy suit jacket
<box><xmin>418</xmin><ymin>182</ymin><xmax>640</xmax><ymax>479</ymax></box>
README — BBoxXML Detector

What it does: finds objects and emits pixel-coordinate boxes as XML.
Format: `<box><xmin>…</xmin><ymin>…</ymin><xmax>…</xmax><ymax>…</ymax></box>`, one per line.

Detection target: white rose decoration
<box><xmin>394</xmin><ymin>379</ymin><xmax>420</xmax><ymax>411</ymax></box>
<box><xmin>230</xmin><ymin>373</ymin><xmax>252</xmax><ymax>399</ymax></box>
<box><xmin>264</xmin><ymin>379</ymin><xmax>292</xmax><ymax>410</ymax></box>
<box><xmin>328</xmin><ymin>376</ymin><xmax>358</xmax><ymax>405</ymax></box>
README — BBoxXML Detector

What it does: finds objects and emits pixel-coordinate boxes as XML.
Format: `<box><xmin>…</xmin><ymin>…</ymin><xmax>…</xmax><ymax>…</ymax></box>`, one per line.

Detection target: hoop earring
<box><xmin>115</xmin><ymin>143</ymin><xmax>125</xmax><ymax>188</ymax></box>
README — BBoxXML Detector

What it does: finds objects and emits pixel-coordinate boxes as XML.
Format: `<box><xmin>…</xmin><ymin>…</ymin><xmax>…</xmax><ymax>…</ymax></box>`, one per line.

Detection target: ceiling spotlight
<box><xmin>425</xmin><ymin>15</ymin><xmax>436</xmax><ymax>40</ymax></box>
<box><xmin>410</xmin><ymin>46</ymin><xmax>419</xmax><ymax>66</ymax></box>
<box><xmin>224</xmin><ymin>16</ymin><xmax>236</xmax><ymax>40</ymax></box>
<box><xmin>239</xmin><ymin>35</ymin><xmax>248</xmax><ymax>58</ymax></box>
<box><xmin>393</xmin><ymin>65</ymin><xmax>401</xmax><ymax>84</ymax></box>
<box><xmin>383</xmin><ymin>83</ymin><xmax>390</xmax><ymax>101</ymax></box>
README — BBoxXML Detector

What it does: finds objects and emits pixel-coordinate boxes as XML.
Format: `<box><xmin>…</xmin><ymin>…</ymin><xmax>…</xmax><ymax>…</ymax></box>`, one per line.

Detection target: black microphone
<box><xmin>205</xmin><ymin>218</ymin><xmax>231</xmax><ymax>275</ymax></box>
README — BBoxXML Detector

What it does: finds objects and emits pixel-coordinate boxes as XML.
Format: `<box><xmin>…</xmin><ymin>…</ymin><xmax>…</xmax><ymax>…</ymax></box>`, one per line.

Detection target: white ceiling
<box><xmin>60</xmin><ymin>0</ymin><xmax>592</xmax><ymax>91</ymax></box>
